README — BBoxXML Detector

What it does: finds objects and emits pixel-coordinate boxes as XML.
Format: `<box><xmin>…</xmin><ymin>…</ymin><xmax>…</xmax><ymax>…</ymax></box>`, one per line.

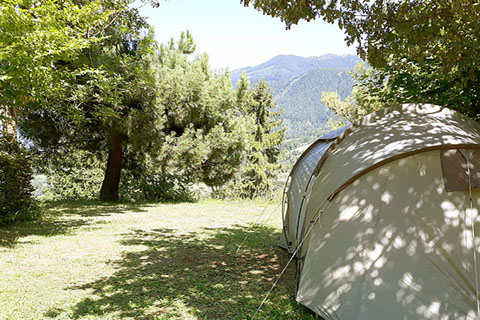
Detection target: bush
<box><xmin>40</xmin><ymin>149</ymin><xmax>104</xmax><ymax>201</ymax></box>
<box><xmin>39</xmin><ymin>148</ymin><xmax>195</xmax><ymax>202</ymax></box>
<box><xmin>214</xmin><ymin>160</ymin><xmax>284</xmax><ymax>200</ymax></box>
<box><xmin>120</xmin><ymin>167</ymin><xmax>195</xmax><ymax>202</ymax></box>
<box><xmin>0</xmin><ymin>135</ymin><xmax>39</xmax><ymax>225</ymax></box>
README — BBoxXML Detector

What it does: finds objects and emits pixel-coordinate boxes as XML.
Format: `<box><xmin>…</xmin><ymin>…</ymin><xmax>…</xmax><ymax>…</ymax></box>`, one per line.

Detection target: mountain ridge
<box><xmin>230</xmin><ymin>54</ymin><xmax>362</xmax><ymax>156</ymax></box>
<box><xmin>230</xmin><ymin>53</ymin><xmax>361</xmax><ymax>85</ymax></box>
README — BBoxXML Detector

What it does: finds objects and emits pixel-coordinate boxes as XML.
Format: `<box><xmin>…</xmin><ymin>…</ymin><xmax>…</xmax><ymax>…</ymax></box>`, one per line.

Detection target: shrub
<box><xmin>120</xmin><ymin>167</ymin><xmax>195</xmax><ymax>202</ymax></box>
<box><xmin>39</xmin><ymin>148</ymin><xmax>195</xmax><ymax>202</ymax></box>
<box><xmin>40</xmin><ymin>149</ymin><xmax>105</xmax><ymax>201</ymax></box>
<box><xmin>0</xmin><ymin>135</ymin><xmax>39</xmax><ymax>225</ymax></box>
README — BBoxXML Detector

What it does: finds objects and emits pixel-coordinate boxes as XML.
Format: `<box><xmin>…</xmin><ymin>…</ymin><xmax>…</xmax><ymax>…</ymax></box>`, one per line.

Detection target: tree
<box><xmin>21</xmin><ymin>2</ymin><xmax>160</xmax><ymax>201</ymax></box>
<box><xmin>24</xmin><ymin>30</ymin><xmax>253</xmax><ymax>201</ymax></box>
<box><xmin>35</xmin><ymin>147</ymin><xmax>105</xmax><ymax>201</ymax></box>
<box><xmin>0</xmin><ymin>133</ymin><xmax>38</xmax><ymax>224</ymax></box>
<box><xmin>0</xmin><ymin>0</ymin><xmax>109</xmax><ymax>141</ymax></box>
<box><xmin>322</xmin><ymin>63</ymin><xmax>387</xmax><ymax>127</ymax></box>
<box><xmin>242</xmin><ymin>0</ymin><xmax>480</xmax><ymax>119</ymax></box>
<box><xmin>0</xmin><ymin>0</ymin><xmax>110</xmax><ymax>219</ymax></box>
<box><xmin>220</xmin><ymin>74</ymin><xmax>285</xmax><ymax>198</ymax></box>
<box><xmin>241</xmin><ymin>0</ymin><xmax>479</xmax><ymax>69</ymax></box>
<box><xmin>155</xmin><ymin>40</ymin><xmax>252</xmax><ymax>190</ymax></box>
<box><xmin>352</xmin><ymin>56</ymin><xmax>480</xmax><ymax>121</ymax></box>
<box><xmin>23</xmin><ymin>34</ymin><xmax>159</xmax><ymax>201</ymax></box>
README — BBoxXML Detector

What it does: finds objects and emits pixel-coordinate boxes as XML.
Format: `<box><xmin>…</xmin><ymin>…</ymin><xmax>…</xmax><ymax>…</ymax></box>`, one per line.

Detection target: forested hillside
<box><xmin>273</xmin><ymin>69</ymin><xmax>354</xmax><ymax>140</ymax></box>
<box><xmin>231</xmin><ymin>54</ymin><xmax>361</xmax><ymax>163</ymax></box>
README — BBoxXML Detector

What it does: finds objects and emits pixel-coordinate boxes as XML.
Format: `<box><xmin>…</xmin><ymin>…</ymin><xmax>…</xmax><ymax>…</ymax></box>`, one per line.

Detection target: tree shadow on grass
<box><xmin>0</xmin><ymin>201</ymin><xmax>148</xmax><ymax>248</ymax></box>
<box><xmin>69</xmin><ymin>225</ymin><xmax>318</xmax><ymax>320</ymax></box>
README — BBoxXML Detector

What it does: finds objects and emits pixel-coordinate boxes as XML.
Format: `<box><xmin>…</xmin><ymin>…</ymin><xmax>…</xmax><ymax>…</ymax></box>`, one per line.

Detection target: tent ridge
<box><xmin>289</xmin><ymin>137</ymin><xmax>339</xmax><ymax>177</ymax></box>
<box><xmin>330</xmin><ymin>143</ymin><xmax>480</xmax><ymax>200</ymax></box>
<box><xmin>313</xmin><ymin>125</ymin><xmax>356</xmax><ymax>176</ymax></box>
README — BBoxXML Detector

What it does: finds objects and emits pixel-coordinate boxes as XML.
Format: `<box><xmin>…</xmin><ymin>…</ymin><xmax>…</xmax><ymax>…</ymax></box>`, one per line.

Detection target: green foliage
<box><xmin>0</xmin><ymin>135</ymin><xmax>38</xmax><ymax>225</ymax></box>
<box><xmin>0</xmin><ymin>0</ymin><xmax>110</xmax><ymax>130</ymax></box>
<box><xmin>219</xmin><ymin>76</ymin><xmax>285</xmax><ymax>199</ymax></box>
<box><xmin>13</xmin><ymin>4</ymin><xmax>289</xmax><ymax>202</ymax></box>
<box><xmin>231</xmin><ymin>55</ymin><xmax>360</xmax><ymax>142</ymax></box>
<box><xmin>34</xmin><ymin>55</ymin><xmax>284</xmax><ymax>201</ymax></box>
<box><xmin>21</xmin><ymin>7</ymin><xmax>160</xmax><ymax>201</ymax></box>
<box><xmin>38</xmin><ymin>149</ymin><xmax>105</xmax><ymax>201</ymax></box>
<box><xmin>270</xmin><ymin>66</ymin><xmax>354</xmax><ymax>169</ymax></box>
<box><xmin>24</xmin><ymin>27</ymin><xmax>257</xmax><ymax>200</ymax></box>
<box><xmin>36</xmin><ymin>148</ymin><xmax>195</xmax><ymax>202</ymax></box>
<box><xmin>353</xmin><ymin>57</ymin><xmax>480</xmax><ymax>121</ymax></box>
<box><xmin>120</xmin><ymin>167</ymin><xmax>194</xmax><ymax>202</ymax></box>
<box><xmin>242</xmin><ymin>0</ymin><xmax>480</xmax><ymax>120</ymax></box>
<box><xmin>274</xmin><ymin>68</ymin><xmax>355</xmax><ymax>139</ymax></box>
<box><xmin>241</xmin><ymin>1</ymin><xmax>479</xmax><ymax>70</ymax></box>
<box><xmin>322</xmin><ymin>63</ymin><xmax>387</xmax><ymax>127</ymax></box>
<box><xmin>0</xmin><ymin>0</ymin><xmax>114</xmax><ymax>214</ymax></box>
<box><xmin>156</xmin><ymin>45</ymin><xmax>252</xmax><ymax>188</ymax></box>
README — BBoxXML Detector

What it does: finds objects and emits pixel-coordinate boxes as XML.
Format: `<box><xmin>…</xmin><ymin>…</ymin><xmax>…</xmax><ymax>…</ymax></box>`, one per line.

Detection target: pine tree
<box><xmin>223</xmin><ymin>76</ymin><xmax>285</xmax><ymax>199</ymax></box>
<box><xmin>156</xmin><ymin>44</ymin><xmax>252</xmax><ymax>189</ymax></box>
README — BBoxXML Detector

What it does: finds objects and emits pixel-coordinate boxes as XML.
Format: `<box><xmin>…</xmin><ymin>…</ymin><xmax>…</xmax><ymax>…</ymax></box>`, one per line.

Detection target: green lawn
<box><xmin>0</xmin><ymin>199</ymin><xmax>318</xmax><ymax>320</ymax></box>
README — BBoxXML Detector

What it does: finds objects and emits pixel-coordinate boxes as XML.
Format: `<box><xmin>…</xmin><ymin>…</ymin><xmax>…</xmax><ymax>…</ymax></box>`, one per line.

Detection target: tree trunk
<box><xmin>100</xmin><ymin>136</ymin><xmax>123</xmax><ymax>201</ymax></box>
<box><xmin>1</xmin><ymin>105</ymin><xmax>18</xmax><ymax>142</ymax></box>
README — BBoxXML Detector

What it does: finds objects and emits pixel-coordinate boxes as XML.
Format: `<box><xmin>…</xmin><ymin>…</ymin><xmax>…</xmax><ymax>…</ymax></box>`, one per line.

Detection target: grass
<box><xmin>0</xmin><ymin>199</ymin><xmax>319</xmax><ymax>320</ymax></box>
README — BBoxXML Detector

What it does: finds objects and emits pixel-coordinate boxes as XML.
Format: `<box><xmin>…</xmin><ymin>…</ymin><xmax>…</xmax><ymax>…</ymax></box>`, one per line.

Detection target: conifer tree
<box><xmin>222</xmin><ymin>75</ymin><xmax>285</xmax><ymax>198</ymax></box>
<box><xmin>156</xmin><ymin>42</ymin><xmax>252</xmax><ymax>189</ymax></box>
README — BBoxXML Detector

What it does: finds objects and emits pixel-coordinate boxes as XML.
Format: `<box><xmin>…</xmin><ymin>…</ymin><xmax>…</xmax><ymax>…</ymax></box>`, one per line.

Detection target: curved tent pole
<box><xmin>294</xmin><ymin>172</ymin><xmax>316</xmax><ymax>242</ymax></box>
<box><xmin>280</xmin><ymin>138</ymin><xmax>325</xmax><ymax>251</ymax></box>
<box><xmin>293</xmin><ymin>172</ymin><xmax>317</xmax><ymax>290</ymax></box>
<box><xmin>280</xmin><ymin>174</ymin><xmax>291</xmax><ymax>248</ymax></box>
<box><xmin>287</xmin><ymin>137</ymin><xmax>342</xmax><ymax>249</ymax></box>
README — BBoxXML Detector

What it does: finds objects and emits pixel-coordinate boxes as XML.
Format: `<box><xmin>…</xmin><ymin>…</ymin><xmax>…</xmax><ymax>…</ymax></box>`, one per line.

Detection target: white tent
<box><xmin>282</xmin><ymin>104</ymin><xmax>480</xmax><ymax>319</ymax></box>
<box><xmin>280</xmin><ymin>126</ymin><xmax>350</xmax><ymax>253</ymax></box>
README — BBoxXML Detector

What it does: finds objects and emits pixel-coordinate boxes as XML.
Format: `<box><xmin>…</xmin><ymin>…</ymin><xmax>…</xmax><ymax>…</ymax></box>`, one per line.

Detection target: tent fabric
<box><xmin>299</xmin><ymin>104</ymin><xmax>480</xmax><ymax>260</ymax></box>
<box><xmin>282</xmin><ymin>125</ymin><xmax>350</xmax><ymax>253</ymax></box>
<box><xmin>284</xmin><ymin>140</ymin><xmax>334</xmax><ymax>252</ymax></box>
<box><xmin>297</xmin><ymin>150</ymin><xmax>480</xmax><ymax>320</ymax></box>
<box><xmin>318</xmin><ymin>125</ymin><xmax>352</xmax><ymax>140</ymax></box>
<box><xmin>283</xmin><ymin>104</ymin><xmax>480</xmax><ymax>319</ymax></box>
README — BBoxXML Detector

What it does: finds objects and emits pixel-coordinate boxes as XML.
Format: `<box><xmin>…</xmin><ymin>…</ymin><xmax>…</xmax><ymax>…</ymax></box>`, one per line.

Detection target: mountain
<box><xmin>231</xmin><ymin>54</ymin><xmax>362</xmax><ymax>147</ymax></box>
<box><xmin>274</xmin><ymin>68</ymin><xmax>354</xmax><ymax>138</ymax></box>
<box><xmin>230</xmin><ymin>54</ymin><xmax>361</xmax><ymax>85</ymax></box>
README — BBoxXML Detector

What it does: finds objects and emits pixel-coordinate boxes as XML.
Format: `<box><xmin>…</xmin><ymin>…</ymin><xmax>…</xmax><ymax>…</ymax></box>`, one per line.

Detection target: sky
<box><xmin>137</xmin><ymin>0</ymin><xmax>356</xmax><ymax>70</ymax></box>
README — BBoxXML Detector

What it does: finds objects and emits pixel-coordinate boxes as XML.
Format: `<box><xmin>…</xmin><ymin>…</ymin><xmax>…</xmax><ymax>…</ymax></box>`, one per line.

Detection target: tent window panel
<box><xmin>441</xmin><ymin>149</ymin><xmax>480</xmax><ymax>192</ymax></box>
<box><xmin>462</xmin><ymin>149</ymin><xmax>480</xmax><ymax>186</ymax></box>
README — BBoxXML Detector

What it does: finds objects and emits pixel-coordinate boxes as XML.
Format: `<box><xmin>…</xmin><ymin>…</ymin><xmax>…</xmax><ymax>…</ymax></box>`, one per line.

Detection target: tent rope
<box><xmin>250</xmin><ymin>198</ymin><xmax>331</xmax><ymax>319</ymax></box>
<box><xmin>236</xmin><ymin>201</ymin><xmax>281</xmax><ymax>253</ymax></box>
<box><xmin>466</xmin><ymin>156</ymin><xmax>480</xmax><ymax>316</ymax></box>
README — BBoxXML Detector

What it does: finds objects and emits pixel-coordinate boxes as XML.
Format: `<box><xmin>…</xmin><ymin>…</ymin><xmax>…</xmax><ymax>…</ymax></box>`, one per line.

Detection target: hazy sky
<box><xmin>137</xmin><ymin>0</ymin><xmax>356</xmax><ymax>70</ymax></box>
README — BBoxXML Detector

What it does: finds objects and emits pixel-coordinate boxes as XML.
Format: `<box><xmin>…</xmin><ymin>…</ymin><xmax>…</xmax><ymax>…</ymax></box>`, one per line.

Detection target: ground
<box><xmin>0</xmin><ymin>199</ymin><xmax>319</xmax><ymax>320</ymax></box>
